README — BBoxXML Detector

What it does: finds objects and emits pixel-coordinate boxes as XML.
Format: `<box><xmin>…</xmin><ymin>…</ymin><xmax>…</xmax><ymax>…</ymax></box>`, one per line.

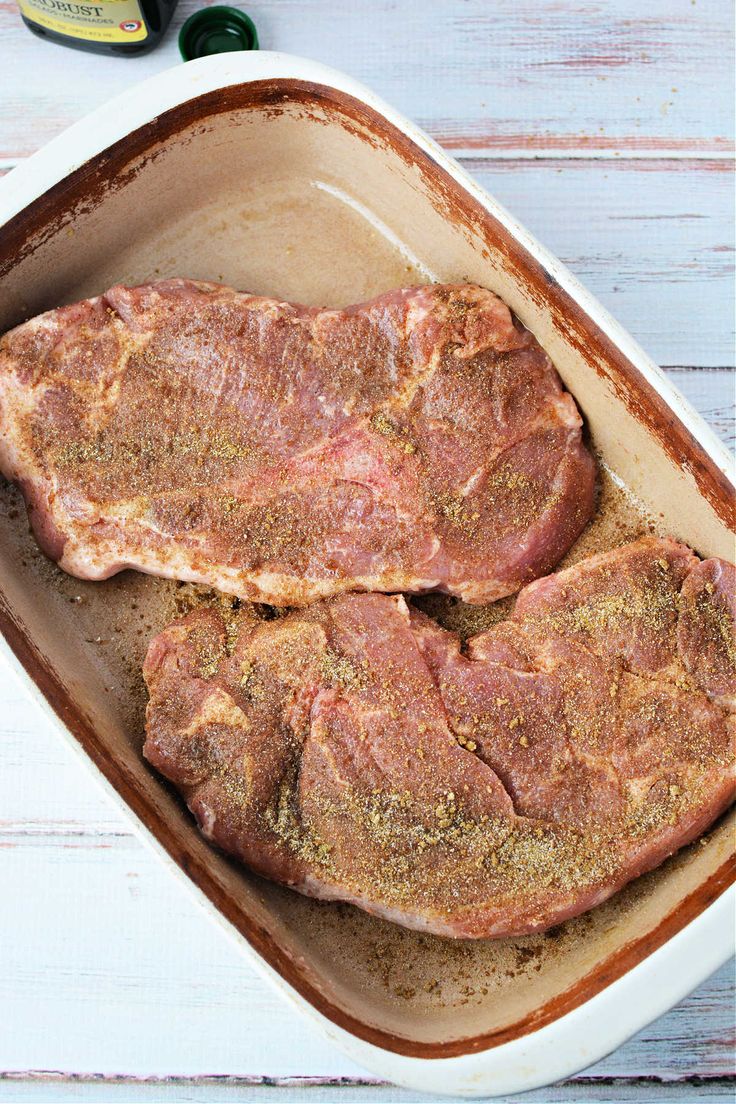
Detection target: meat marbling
<box><xmin>143</xmin><ymin>538</ymin><xmax>736</xmax><ymax>939</ymax></box>
<box><xmin>0</xmin><ymin>279</ymin><xmax>595</xmax><ymax>606</ymax></box>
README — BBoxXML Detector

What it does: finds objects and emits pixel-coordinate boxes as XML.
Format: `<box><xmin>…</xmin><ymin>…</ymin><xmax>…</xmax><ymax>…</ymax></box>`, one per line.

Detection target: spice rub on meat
<box><xmin>0</xmin><ymin>279</ymin><xmax>595</xmax><ymax>606</ymax></box>
<box><xmin>143</xmin><ymin>538</ymin><xmax>735</xmax><ymax>939</ymax></box>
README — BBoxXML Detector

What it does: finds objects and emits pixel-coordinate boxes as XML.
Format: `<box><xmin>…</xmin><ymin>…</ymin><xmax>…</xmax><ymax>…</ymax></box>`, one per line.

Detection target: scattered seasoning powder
<box><xmin>369</xmin><ymin>411</ymin><xmax>416</xmax><ymax>454</ymax></box>
<box><xmin>141</xmin><ymin>519</ymin><xmax>731</xmax><ymax>938</ymax></box>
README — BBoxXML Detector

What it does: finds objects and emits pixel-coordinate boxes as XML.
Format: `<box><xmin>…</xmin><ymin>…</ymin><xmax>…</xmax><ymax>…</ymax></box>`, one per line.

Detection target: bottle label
<box><xmin>19</xmin><ymin>0</ymin><xmax>149</xmax><ymax>43</ymax></box>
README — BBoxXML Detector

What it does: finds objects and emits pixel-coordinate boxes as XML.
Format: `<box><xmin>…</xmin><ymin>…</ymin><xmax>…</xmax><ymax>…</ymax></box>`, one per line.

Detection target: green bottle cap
<box><xmin>179</xmin><ymin>6</ymin><xmax>259</xmax><ymax>61</ymax></box>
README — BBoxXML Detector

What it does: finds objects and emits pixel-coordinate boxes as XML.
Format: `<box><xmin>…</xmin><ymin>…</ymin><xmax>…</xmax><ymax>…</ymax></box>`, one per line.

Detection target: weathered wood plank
<box><xmin>0</xmin><ymin>157</ymin><xmax>732</xmax><ymax>367</ymax></box>
<box><xmin>0</xmin><ymin>0</ymin><xmax>732</xmax><ymax>161</ymax></box>
<box><xmin>664</xmin><ymin>369</ymin><xmax>735</xmax><ymax>450</ymax></box>
<box><xmin>466</xmin><ymin>160</ymin><xmax>735</xmax><ymax>367</ymax></box>
<box><xmin>0</xmin><ymin>1075</ymin><xmax>735</xmax><ymax>1103</ymax></box>
<box><xmin>0</xmin><ymin>821</ymin><xmax>733</xmax><ymax>1083</ymax></box>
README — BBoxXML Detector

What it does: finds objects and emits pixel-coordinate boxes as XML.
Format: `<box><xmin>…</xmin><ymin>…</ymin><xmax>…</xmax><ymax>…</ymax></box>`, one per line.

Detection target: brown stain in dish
<box><xmin>0</xmin><ymin>80</ymin><xmax>733</xmax><ymax>1059</ymax></box>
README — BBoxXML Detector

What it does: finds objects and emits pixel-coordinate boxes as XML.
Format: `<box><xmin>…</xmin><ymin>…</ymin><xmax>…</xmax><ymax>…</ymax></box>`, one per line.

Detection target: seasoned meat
<box><xmin>0</xmin><ymin>280</ymin><xmax>595</xmax><ymax>606</ymax></box>
<box><xmin>143</xmin><ymin>538</ymin><xmax>735</xmax><ymax>938</ymax></box>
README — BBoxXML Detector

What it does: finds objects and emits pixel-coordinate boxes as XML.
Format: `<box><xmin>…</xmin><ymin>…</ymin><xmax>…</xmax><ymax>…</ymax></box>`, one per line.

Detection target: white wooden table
<box><xmin>1</xmin><ymin>2</ymin><xmax>734</xmax><ymax>1101</ymax></box>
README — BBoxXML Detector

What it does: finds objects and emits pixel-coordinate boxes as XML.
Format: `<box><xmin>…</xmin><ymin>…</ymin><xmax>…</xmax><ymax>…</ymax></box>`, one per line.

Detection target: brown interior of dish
<box><xmin>0</xmin><ymin>80</ymin><xmax>733</xmax><ymax>1058</ymax></box>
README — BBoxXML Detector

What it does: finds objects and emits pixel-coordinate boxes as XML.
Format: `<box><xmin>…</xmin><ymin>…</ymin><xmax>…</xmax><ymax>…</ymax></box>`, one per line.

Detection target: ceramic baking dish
<box><xmin>0</xmin><ymin>54</ymin><xmax>733</xmax><ymax>1098</ymax></box>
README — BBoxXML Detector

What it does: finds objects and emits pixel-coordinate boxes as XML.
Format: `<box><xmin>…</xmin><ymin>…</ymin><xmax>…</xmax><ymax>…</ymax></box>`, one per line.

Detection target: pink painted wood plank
<box><xmin>0</xmin><ymin>0</ymin><xmax>733</xmax><ymax>161</ymax></box>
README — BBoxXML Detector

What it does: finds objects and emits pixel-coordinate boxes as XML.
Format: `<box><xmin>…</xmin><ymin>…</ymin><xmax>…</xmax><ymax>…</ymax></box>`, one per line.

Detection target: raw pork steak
<box><xmin>0</xmin><ymin>280</ymin><xmax>595</xmax><ymax>606</ymax></box>
<box><xmin>143</xmin><ymin>538</ymin><xmax>735</xmax><ymax>938</ymax></box>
